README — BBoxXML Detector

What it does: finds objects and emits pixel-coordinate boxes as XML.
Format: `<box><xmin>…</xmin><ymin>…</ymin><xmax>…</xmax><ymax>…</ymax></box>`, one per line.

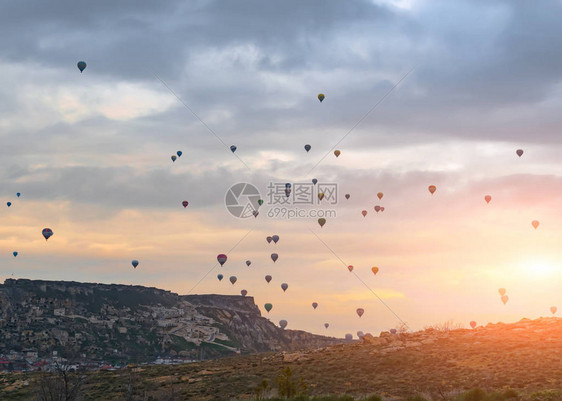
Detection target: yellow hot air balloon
<box><xmin>334</xmin><ymin>150</ymin><xmax>341</xmax><ymax>157</ymax></box>
<box><xmin>377</xmin><ymin>192</ymin><xmax>383</xmax><ymax>200</ymax></box>
<box><xmin>371</xmin><ymin>266</ymin><xmax>379</xmax><ymax>275</ymax></box>
<box><xmin>318</xmin><ymin>218</ymin><xmax>326</xmax><ymax>227</ymax></box>
<box><xmin>318</xmin><ymin>93</ymin><xmax>325</xmax><ymax>102</ymax></box>
<box><xmin>498</xmin><ymin>288</ymin><xmax>506</xmax><ymax>296</ymax></box>
<box><xmin>532</xmin><ymin>220</ymin><xmax>540</xmax><ymax>229</ymax></box>
<box><xmin>428</xmin><ymin>185</ymin><xmax>436</xmax><ymax>195</ymax></box>
<box><xmin>318</xmin><ymin>193</ymin><xmax>325</xmax><ymax>201</ymax></box>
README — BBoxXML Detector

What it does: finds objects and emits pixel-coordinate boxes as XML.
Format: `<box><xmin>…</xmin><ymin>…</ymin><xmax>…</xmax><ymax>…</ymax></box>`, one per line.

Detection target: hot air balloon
<box><xmin>334</xmin><ymin>150</ymin><xmax>340</xmax><ymax>157</ymax></box>
<box><xmin>182</xmin><ymin>201</ymin><xmax>189</xmax><ymax>208</ymax></box>
<box><xmin>279</xmin><ymin>320</ymin><xmax>288</xmax><ymax>329</ymax></box>
<box><xmin>312</xmin><ymin>302</ymin><xmax>318</xmax><ymax>310</ymax></box>
<box><xmin>171</xmin><ymin>155</ymin><xmax>177</xmax><ymax>162</ymax></box>
<box><xmin>281</xmin><ymin>283</ymin><xmax>288</xmax><ymax>292</ymax></box>
<box><xmin>484</xmin><ymin>195</ymin><xmax>491</xmax><ymax>204</ymax></box>
<box><xmin>501</xmin><ymin>295</ymin><xmax>509</xmax><ymax>305</ymax></box>
<box><xmin>374</xmin><ymin>205</ymin><xmax>381</xmax><ymax>213</ymax></box>
<box><xmin>217</xmin><ymin>274</ymin><xmax>224</xmax><ymax>281</ymax></box>
<box><xmin>390</xmin><ymin>329</ymin><xmax>397</xmax><ymax>335</ymax></box>
<box><xmin>470</xmin><ymin>321</ymin><xmax>477</xmax><ymax>329</ymax></box>
<box><xmin>266</xmin><ymin>236</ymin><xmax>273</xmax><ymax>243</ymax></box>
<box><xmin>304</xmin><ymin>144</ymin><xmax>311</xmax><ymax>152</ymax></box>
<box><xmin>177</xmin><ymin>151</ymin><xmax>182</xmax><ymax>157</ymax></box>
<box><xmin>7</xmin><ymin>202</ymin><xmax>11</xmax><ymax>207</ymax></box>
<box><xmin>318</xmin><ymin>193</ymin><xmax>324</xmax><ymax>201</ymax></box>
<box><xmin>348</xmin><ymin>265</ymin><xmax>353</xmax><ymax>272</ymax></box>
<box><xmin>551</xmin><ymin>306</ymin><xmax>557</xmax><ymax>314</ymax></box>
<box><xmin>77</xmin><ymin>61</ymin><xmax>86</xmax><ymax>72</ymax></box>
<box><xmin>345</xmin><ymin>194</ymin><xmax>350</xmax><ymax>199</ymax></box>
<box><xmin>318</xmin><ymin>94</ymin><xmax>325</xmax><ymax>102</ymax></box>
<box><xmin>272</xmin><ymin>235</ymin><xmax>279</xmax><ymax>244</ymax></box>
<box><xmin>345</xmin><ymin>333</ymin><xmax>353</xmax><ymax>341</ymax></box>
<box><xmin>16</xmin><ymin>193</ymin><xmax>20</xmax><ymax>197</ymax></box>
<box><xmin>229</xmin><ymin>276</ymin><xmax>237</xmax><ymax>285</ymax></box>
<box><xmin>271</xmin><ymin>253</ymin><xmax>278</xmax><ymax>263</ymax></box>
<box><xmin>356</xmin><ymin>308</ymin><xmax>364</xmax><ymax>318</ymax></box>
<box><xmin>230</xmin><ymin>145</ymin><xmax>237</xmax><ymax>153</ymax></box>
<box><xmin>428</xmin><ymin>185</ymin><xmax>436</xmax><ymax>195</ymax></box>
<box><xmin>132</xmin><ymin>260</ymin><xmax>139</xmax><ymax>268</ymax></box>
<box><xmin>246</xmin><ymin>260</ymin><xmax>251</xmax><ymax>267</ymax></box>
<box><xmin>324</xmin><ymin>323</ymin><xmax>329</xmax><ymax>329</ymax></box>
<box><xmin>13</xmin><ymin>252</ymin><xmax>18</xmax><ymax>257</ymax></box>
<box><xmin>253</xmin><ymin>210</ymin><xmax>259</xmax><ymax>218</ymax></box>
<box><xmin>285</xmin><ymin>183</ymin><xmax>291</xmax><ymax>188</ymax></box>
<box><xmin>217</xmin><ymin>254</ymin><xmax>227</xmax><ymax>266</ymax></box>
<box><xmin>377</xmin><ymin>192</ymin><xmax>383</xmax><ymax>200</ymax></box>
<box><xmin>380</xmin><ymin>207</ymin><xmax>385</xmax><ymax>212</ymax></box>
<box><xmin>498</xmin><ymin>288</ymin><xmax>506</xmax><ymax>296</ymax></box>
<box><xmin>318</xmin><ymin>218</ymin><xmax>326</xmax><ymax>227</ymax></box>
<box><xmin>285</xmin><ymin>188</ymin><xmax>291</xmax><ymax>198</ymax></box>
<box><xmin>312</xmin><ymin>178</ymin><xmax>318</xmax><ymax>185</ymax></box>
<box><xmin>258</xmin><ymin>199</ymin><xmax>264</xmax><ymax>206</ymax></box>
<box><xmin>371</xmin><ymin>266</ymin><xmax>379</xmax><ymax>275</ymax></box>
<box><xmin>516</xmin><ymin>149</ymin><xmax>523</xmax><ymax>157</ymax></box>
<box><xmin>264</xmin><ymin>303</ymin><xmax>273</xmax><ymax>313</ymax></box>
<box><xmin>265</xmin><ymin>275</ymin><xmax>272</xmax><ymax>283</ymax></box>
<box><xmin>362</xmin><ymin>210</ymin><xmax>367</xmax><ymax>217</ymax></box>
<box><xmin>532</xmin><ymin>220</ymin><xmax>540</xmax><ymax>229</ymax></box>
<box><xmin>42</xmin><ymin>228</ymin><xmax>53</xmax><ymax>241</ymax></box>
<box><xmin>357</xmin><ymin>331</ymin><xmax>365</xmax><ymax>339</ymax></box>
<box><xmin>241</xmin><ymin>289</ymin><xmax>247</xmax><ymax>297</ymax></box>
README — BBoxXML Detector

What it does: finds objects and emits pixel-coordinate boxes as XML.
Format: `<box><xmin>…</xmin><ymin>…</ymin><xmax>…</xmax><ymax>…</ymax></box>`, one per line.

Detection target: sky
<box><xmin>1</xmin><ymin>0</ymin><xmax>561</xmax><ymax>338</ymax></box>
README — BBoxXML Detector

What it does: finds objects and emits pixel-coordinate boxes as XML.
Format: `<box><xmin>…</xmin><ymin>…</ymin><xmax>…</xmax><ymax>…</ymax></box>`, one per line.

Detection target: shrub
<box><xmin>458</xmin><ymin>388</ymin><xmax>487</xmax><ymax>401</ymax></box>
<box><xmin>408</xmin><ymin>395</ymin><xmax>429</xmax><ymax>401</ymax></box>
<box><xmin>363</xmin><ymin>395</ymin><xmax>384</xmax><ymax>401</ymax></box>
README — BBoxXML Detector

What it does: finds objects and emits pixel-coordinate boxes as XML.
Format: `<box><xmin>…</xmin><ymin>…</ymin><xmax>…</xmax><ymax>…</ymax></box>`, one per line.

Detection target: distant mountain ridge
<box><xmin>0</xmin><ymin>279</ymin><xmax>343</xmax><ymax>366</ymax></box>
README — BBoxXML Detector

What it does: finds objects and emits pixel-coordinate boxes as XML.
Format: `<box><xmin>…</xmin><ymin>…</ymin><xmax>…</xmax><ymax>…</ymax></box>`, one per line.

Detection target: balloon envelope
<box><xmin>42</xmin><ymin>228</ymin><xmax>53</xmax><ymax>241</ymax></box>
<box><xmin>312</xmin><ymin>302</ymin><xmax>318</xmax><ymax>309</ymax></box>
<box><xmin>271</xmin><ymin>253</ymin><xmax>278</xmax><ymax>262</ymax></box>
<box><xmin>484</xmin><ymin>195</ymin><xmax>491</xmax><ymax>204</ymax></box>
<box><xmin>374</xmin><ymin>205</ymin><xmax>381</xmax><ymax>212</ymax></box>
<box><xmin>362</xmin><ymin>210</ymin><xmax>367</xmax><ymax>217</ymax></box>
<box><xmin>279</xmin><ymin>319</ymin><xmax>288</xmax><ymax>329</ymax></box>
<box><xmin>182</xmin><ymin>201</ymin><xmax>189</xmax><ymax>208</ymax></box>
<box><xmin>246</xmin><ymin>260</ymin><xmax>251</xmax><ymax>266</ymax></box>
<box><xmin>229</xmin><ymin>276</ymin><xmax>237</xmax><ymax>285</ymax></box>
<box><xmin>13</xmin><ymin>252</ymin><xmax>18</xmax><ymax>257</ymax></box>
<box><xmin>217</xmin><ymin>274</ymin><xmax>223</xmax><ymax>281</ymax></box>
<box><xmin>230</xmin><ymin>145</ymin><xmax>237</xmax><ymax>153</ymax></box>
<box><xmin>241</xmin><ymin>289</ymin><xmax>247</xmax><ymax>297</ymax></box>
<box><xmin>77</xmin><ymin>61</ymin><xmax>86</xmax><ymax>72</ymax></box>
<box><xmin>357</xmin><ymin>331</ymin><xmax>365</xmax><ymax>338</ymax></box>
<box><xmin>498</xmin><ymin>288</ymin><xmax>506</xmax><ymax>296</ymax></box>
<box><xmin>318</xmin><ymin>218</ymin><xmax>326</xmax><ymax>227</ymax></box>
<box><xmin>324</xmin><ymin>323</ymin><xmax>329</xmax><ymax>329</ymax></box>
<box><xmin>470</xmin><ymin>321</ymin><xmax>477</xmax><ymax>329</ymax></box>
<box><xmin>334</xmin><ymin>150</ymin><xmax>340</xmax><ymax>157</ymax></box>
<box><xmin>377</xmin><ymin>192</ymin><xmax>383</xmax><ymax>200</ymax></box>
<box><xmin>501</xmin><ymin>295</ymin><xmax>509</xmax><ymax>304</ymax></box>
<box><xmin>516</xmin><ymin>149</ymin><xmax>523</xmax><ymax>157</ymax></box>
<box><xmin>312</xmin><ymin>179</ymin><xmax>318</xmax><ymax>185</ymax></box>
<box><xmin>177</xmin><ymin>151</ymin><xmax>182</xmax><ymax>157</ymax></box>
<box><xmin>356</xmin><ymin>308</ymin><xmax>364</xmax><ymax>318</ymax></box>
<box><xmin>318</xmin><ymin>193</ymin><xmax>324</xmax><ymax>201</ymax></box>
<box><xmin>390</xmin><ymin>329</ymin><xmax>397</xmax><ymax>335</ymax></box>
<box><xmin>345</xmin><ymin>333</ymin><xmax>353</xmax><ymax>341</ymax></box>
<box><xmin>281</xmin><ymin>283</ymin><xmax>288</xmax><ymax>292</ymax></box>
<box><xmin>304</xmin><ymin>144</ymin><xmax>311</xmax><ymax>152</ymax></box>
<box><xmin>7</xmin><ymin>202</ymin><xmax>11</xmax><ymax>207</ymax></box>
<box><xmin>371</xmin><ymin>266</ymin><xmax>379</xmax><ymax>275</ymax></box>
<box><xmin>131</xmin><ymin>260</ymin><xmax>139</xmax><ymax>268</ymax></box>
<box><xmin>171</xmin><ymin>155</ymin><xmax>176</xmax><ymax>162</ymax></box>
<box><xmin>264</xmin><ymin>303</ymin><xmax>273</xmax><ymax>313</ymax></box>
<box><xmin>551</xmin><ymin>306</ymin><xmax>557</xmax><ymax>314</ymax></box>
<box><xmin>318</xmin><ymin>94</ymin><xmax>325</xmax><ymax>102</ymax></box>
<box><xmin>428</xmin><ymin>185</ymin><xmax>436</xmax><ymax>194</ymax></box>
<box><xmin>16</xmin><ymin>193</ymin><xmax>20</xmax><ymax>197</ymax></box>
<box><xmin>266</xmin><ymin>236</ymin><xmax>272</xmax><ymax>243</ymax></box>
<box><xmin>345</xmin><ymin>194</ymin><xmax>350</xmax><ymax>199</ymax></box>
<box><xmin>532</xmin><ymin>220</ymin><xmax>540</xmax><ymax>229</ymax></box>
<box><xmin>217</xmin><ymin>254</ymin><xmax>227</xmax><ymax>266</ymax></box>
<box><xmin>272</xmin><ymin>235</ymin><xmax>279</xmax><ymax>244</ymax></box>
<box><xmin>347</xmin><ymin>265</ymin><xmax>353</xmax><ymax>272</ymax></box>
<box><xmin>265</xmin><ymin>275</ymin><xmax>272</xmax><ymax>283</ymax></box>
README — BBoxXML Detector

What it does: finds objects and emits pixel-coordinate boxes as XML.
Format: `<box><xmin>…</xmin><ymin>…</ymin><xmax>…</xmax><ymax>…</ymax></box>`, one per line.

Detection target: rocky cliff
<box><xmin>0</xmin><ymin>279</ymin><xmax>342</xmax><ymax>364</ymax></box>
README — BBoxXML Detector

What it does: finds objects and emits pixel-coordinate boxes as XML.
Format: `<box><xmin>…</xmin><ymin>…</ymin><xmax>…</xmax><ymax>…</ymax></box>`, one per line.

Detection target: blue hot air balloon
<box><xmin>77</xmin><ymin>61</ymin><xmax>87</xmax><ymax>73</ymax></box>
<box><xmin>16</xmin><ymin>193</ymin><xmax>21</xmax><ymax>198</ymax></box>
<box><xmin>42</xmin><ymin>228</ymin><xmax>53</xmax><ymax>241</ymax></box>
<box><xmin>217</xmin><ymin>274</ymin><xmax>224</xmax><ymax>281</ymax></box>
<box><xmin>131</xmin><ymin>260</ymin><xmax>139</xmax><ymax>268</ymax></box>
<box><xmin>13</xmin><ymin>252</ymin><xmax>18</xmax><ymax>257</ymax></box>
<box><xmin>7</xmin><ymin>202</ymin><xmax>11</xmax><ymax>207</ymax></box>
<box><xmin>230</xmin><ymin>145</ymin><xmax>237</xmax><ymax>153</ymax></box>
<box><xmin>177</xmin><ymin>151</ymin><xmax>182</xmax><ymax>157</ymax></box>
<box><xmin>171</xmin><ymin>155</ymin><xmax>177</xmax><ymax>162</ymax></box>
<box><xmin>304</xmin><ymin>144</ymin><xmax>311</xmax><ymax>152</ymax></box>
<box><xmin>312</xmin><ymin>178</ymin><xmax>318</xmax><ymax>185</ymax></box>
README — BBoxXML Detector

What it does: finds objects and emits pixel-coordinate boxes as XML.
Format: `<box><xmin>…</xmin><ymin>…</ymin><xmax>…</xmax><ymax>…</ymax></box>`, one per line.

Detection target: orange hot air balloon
<box><xmin>551</xmin><ymin>306</ymin><xmax>557</xmax><ymax>314</ymax></box>
<box><xmin>484</xmin><ymin>195</ymin><xmax>491</xmax><ymax>204</ymax></box>
<box><xmin>334</xmin><ymin>150</ymin><xmax>341</xmax><ymax>157</ymax></box>
<box><xmin>532</xmin><ymin>220</ymin><xmax>540</xmax><ymax>229</ymax></box>
<box><xmin>428</xmin><ymin>185</ymin><xmax>436</xmax><ymax>195</ymax></box>
<box><xmin>371</xmin><ymin>266</ymin><xmax>379</xmax><ymax>275</ymax></box>
<box><xmin>362</xmin><ymin>210</ymin><xmax>367</xmax><ymax>217</ymax></box>
<box><xmin>498</xmin><ymin>288</ymin><xmax>506</xmax><ymax>296</ymax></box>
<box><xmin>318</xmin><ymin>218</ymin><xmax>326</xmax><ymax>227</ymax></box>
<box><xmin>377</xmin><ymin>192</ymin><xmax>383</xmax><ymax>200</ymax></box>
<box><xmin>501</xmin><ymin>295</ymin><xmax>509</xmax><ymax>305</ymax></box>
<box><xmin>470</xmin><ymin>321</ymin><xmax>477</xmax><ymax>329</ymax></box>
<box><xmin>347</xmin><ymin>265</ymin><xmax>353</xmax><ymax>272</ymax></box>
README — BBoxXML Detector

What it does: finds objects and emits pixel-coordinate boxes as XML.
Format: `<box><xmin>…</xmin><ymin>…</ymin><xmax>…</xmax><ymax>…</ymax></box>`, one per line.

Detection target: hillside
<box><xmin>0</xmin><ymin>279</ymin><xmax>342</xmax><ymax>367</ymax></box>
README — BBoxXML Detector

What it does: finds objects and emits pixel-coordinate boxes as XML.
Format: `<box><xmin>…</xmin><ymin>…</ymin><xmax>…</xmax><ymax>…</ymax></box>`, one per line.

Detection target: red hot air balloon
<box><xmin>484</xmin><ymin>195</ymin><xmax>491</xmax><ymax>204</ymax></box>
<box><xmin>347</xmin><ymin>265</ymin><xmax>354</xmax><ymax>272</ymax></box>
<box><xmin>42</xmin><ymin>228</ymin><xmax>53</xmax><ymax>241</ymax></box>
<box><xmin>241</xmin><ymin>289</ymin><xmax>247</xmax><ymax>297</ymax></box>
<box><xmin>470</xmin><ymin>321</ymin><xmax>477</xmax><ymax>329</ymax></box>
<box><xmin>362</xmin><ymin>210</ymin><xmax>367</xmax><ymax>217</ymax></box>
<box><xmin>356</xmin><ymin>308</ymin><xmax>364</xmax><ymax>318</ymax></box>
<box><xmin>374</xmin><ymin>205</ymin><xmax>381</xmax><ymax>213</ymax></box>
<box><xmin>182</xmin><ymin>201</ymin><xmax>189</xmax><ymax>208</ymax></box>
<box><xmin>428</xmin><ymin>185</ymin><xmax>436</xmax><ymax>195</ymax></box>
<box><xmin>377</xmin><ymin>192</ymin><xmax>383</xmax><ymax>200</ymax></box>
<box><xmin>217</xmin><ymin>254</ymin><xmax>227</xmax><ymax>266</ymax></box>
